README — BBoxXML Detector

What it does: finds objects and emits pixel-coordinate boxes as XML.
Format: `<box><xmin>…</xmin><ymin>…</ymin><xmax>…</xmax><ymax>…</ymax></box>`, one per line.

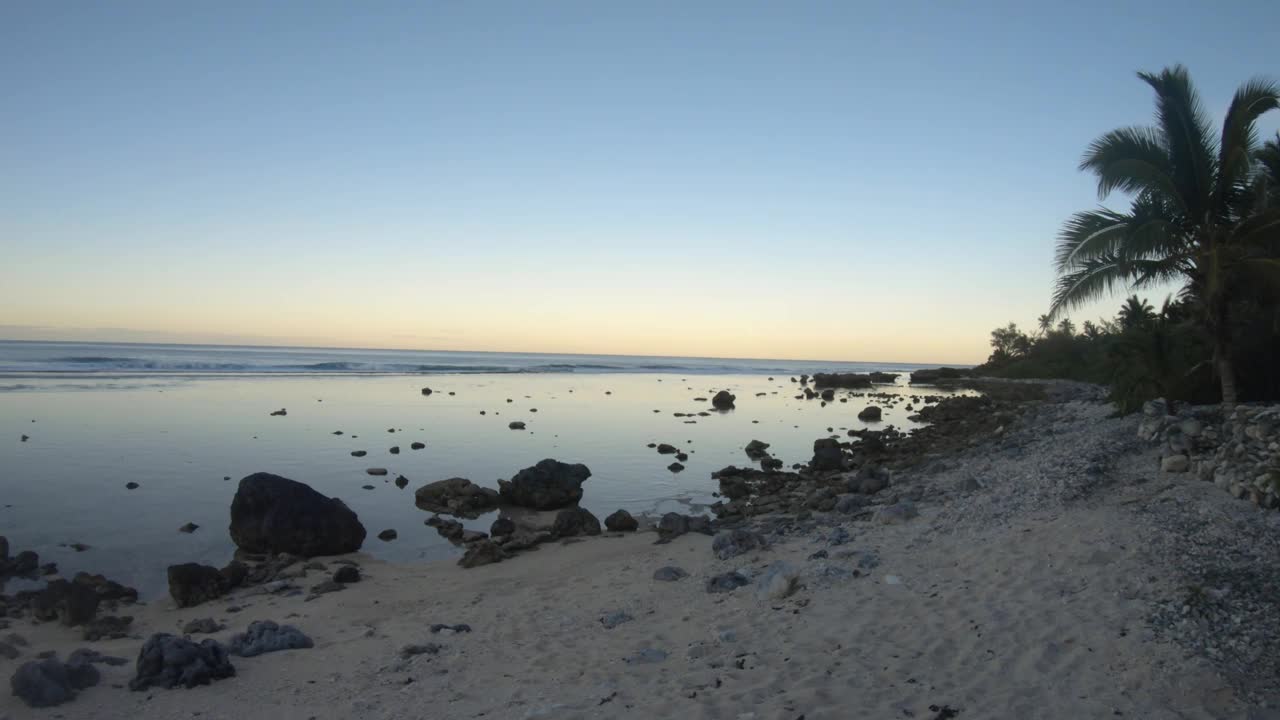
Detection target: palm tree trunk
<box><xmin>1216</xmin><ymin>343</ymin><xmax>1238</xmax><ymax>409</ymax></box>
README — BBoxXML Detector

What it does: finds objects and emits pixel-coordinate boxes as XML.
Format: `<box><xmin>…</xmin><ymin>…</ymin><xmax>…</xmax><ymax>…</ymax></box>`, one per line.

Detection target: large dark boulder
<box><xmin>10</xmin><ymin>655</ymin><xmax>99</xmax><ymax>708</ymax></box>
<box><xmin>604</xmin><ymin>509</ymin><xmax>638</xmax><ymax>532</ymax></box>
<box><xmin>229</xmin><ymin>473</ymin><xmax>366</xmax><ymax>556</ymax></box>
<box><xmin>129</xmin><ymin>634</ymin><xmax>235</xmax><ymax>690</ymax></box>
<box><xmin>810</xmin><ymin>438</ymin><xmax>846</xmax><ymax>472</ymax></box>
<box><xmin>552</xmin><ymin>507</ymin><xmax>601</xmax><ymax>538</ymax></box>
<box><xmin>29</xmin><ymin>579</ymin><xmax>100</xmax><ymax>627</ymax></box>
<box><xmin>497</xmin><ymin>460</ymin><xmax>591</xmax><ymax>510</ymax></box>
<box><xmin>167</xmin><ymin>564</ymin><xmax>228</xmax><ymax>608</ymax></box>
<box><xmin>711</xmin><ymin>390</ymin><xmax>736</xmax><ymax>409</ymax></box>
<box><xmin>811</xmin><ymin>373</ymin><xmax>873</xmax><ymax>389</ymax></box>
<box><xmin>414</xmin><ymin>478</ymin><xmax>500</xmax><ymax>518</ymax></box>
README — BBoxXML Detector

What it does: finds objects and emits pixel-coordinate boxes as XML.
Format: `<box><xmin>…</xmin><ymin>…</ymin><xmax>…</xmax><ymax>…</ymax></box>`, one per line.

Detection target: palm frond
<box><xmin>1079</xmin><ymin>126</ymin><xmax>1184</xmax><ymax>208</ymax></box>
<box><xmin>1049</xmin><ymin>253</ymin><xmax>1135</xmax><ymax>319</ymax></box>
<box><xmin>1217</xmin><ymin>77</ymin><xmax>1280</xmax><ymax>213</ymax></box>
<box><xmin>1137</xmin><ymin>65</ymin><xmax>1217</xmax><ymax>219</ymax></box>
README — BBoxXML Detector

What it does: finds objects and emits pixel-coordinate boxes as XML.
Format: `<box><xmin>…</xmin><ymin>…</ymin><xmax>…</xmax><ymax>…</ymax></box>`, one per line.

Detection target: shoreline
<box><xmin>4</xmin><ymin>380</ymin><xmax>1280</xmax><ymax>718</ymax></box>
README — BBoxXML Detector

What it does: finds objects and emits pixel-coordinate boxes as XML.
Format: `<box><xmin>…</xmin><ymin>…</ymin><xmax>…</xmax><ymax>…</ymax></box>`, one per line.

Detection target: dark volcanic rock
<box><xmin>410</xmin><ymin>441</ymin><xmax>426</xmax><ymax>450</ymax></box>
<box><xmin>229</xmin><ymin>472</ymin><xmax>366</xmax><ymax>556</ymax></box>
<box><xmin>490</xmin><ymin>517</ymin><xmax>516</xmax><ymax>537</ymax></box>
<box><xmin>377</xmin><ymin>528</ymin><xmax>397</xmax><ymax>542</ymax></box>
<box><xmin>656</xmin><ymin>443</ymin><xmax>678</xmax><ymax>454</ymax></box>
<box><xmin>744</xmin><ymin>440</ymin><xmax>771</xmax><ymax>460</ymax></box>
<box><xmin>908</xmin><ymin>367</ymin><xmax>970</xmax><ymax>384</ymax></box>
<box><xmin>167</xmin><ymin>563</ymin><xmax>228</xmax><ymax>608</ymax></box>
<box><xmin>711</xmin><ymin>390</ymin><xmax>736</xmax><ymax>409</ymax></box>
<box><xmin>228</xmin><ymin>620</ymin><xmax>313</xmax><ymax>657</ymax></box>
<box><xmin>656</xmin><ymin>513</ymin><xmax>713</xmax><ymax>542</ymax></box>
<box><xmin>30</xmin><ymin>579</ymin><xmax>100</xmax><ymax>627</ymax></box>
<box><xmin>811</xmin><ymin>373</ymin><xmax>873</xmax><ymax>389</ymax></box>
<box><xmin>604</xmin><ymin>509</ymin><xmax>638</xmax><ymax>532</ymax></box>
<box><xmin>706</xmin><ymin>571</ymin><xmax>751</xmax><ymax>593</ymax></box>
<box><xmin>497</xmin><ymin>459</ymin><xmax>592</xmax><ymax>510</ymax></box>
<box><xmin>810</xmin><ymin>438</ymin><xmax>846</xmax><ymax>472</ymax></box>
<box><xmin>83</xmin><ymin>615</ymin><xmax>133</xmax><ymax>641</ymax></box>
<box><xmin>858</xmin><ymin>406</ymin><xmax>883</xmax><ymax>422</ymax></box>
<box><xmin>552</xmin><ymin>507</ymin><xmax>602</xmax><ymax>538</ymax></box>
<box><xmin>129</xmin><ymin>633</ymin><xmax>235</xmax><ymax>690</ymax></box>
<box><xmin>10</xmin><ymin>655</ymin><xmax>99</xmax><ymax>707</ymax></box>
<box><xmin>414</xmin><ymin>478</ymin><xmax>500</xmax><ymax>518</ymax></box>
<box><xmin>712</xmin><ymin>529</ymin><xmax>768</xmax><ymax>560</ymax></box>
<box><xmin>667</xmin><ymin>462</ymin><xmax>685</xmax><ymax>473</ymax></box>
<box><xmin>458</xmin><ymin>540</ymin><xmax>506</xmax><ymax>569</ymax></box>
<box><xmin>178</xmin><ymin>522</ymin><xmax>199</xmax><ymax>534</ymax></box>
<box><xmin>182</xmin><ymin>618</ymin><xmax>223</xmax><ymax>635</ymax></box>
<box><xmin>333</xmin><ymin>565</ymin><xmax>360</xmax><ymax>584</ymax></box>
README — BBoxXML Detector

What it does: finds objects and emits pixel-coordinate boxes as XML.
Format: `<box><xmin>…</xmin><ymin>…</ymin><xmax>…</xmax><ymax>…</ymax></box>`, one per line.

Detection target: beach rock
<box><xmin>490</xmin><ymin>517</ymin><xmax>516</xmax><ymax>537</ymax></box>
<box><xmin>656</xmin><ymin>513</ymin><xmax>713</xmax><ymax>542</ymax></box>
<box><xmin>757</xmin><ymin>561</ymin><xmax>800</xmax><ymax>601</ymax></box>
<box><xmin>711</xmin><ymin>390</ymin><xmax>736</xmax><ymax>409</ymax></box>
<box><xmin>228</xmin><ymin>620</ymin><xmax>313</xmax><ymax>657</ymax></box>
<box><xmin>820</xmin><ymin>388</ymin><xmax>835</xmax><ymax>401</ymax></box>
<box><xmin>744</xmin><ymin>440</ymin><xmax>771</xmax><ymax>460</ymax></box>
<box><xmin>125</xmin><ymin>481</ymin><xmax>139</xmax><ymax>489</ymax></box>
<box><xmin>182</xmin><ymin>618</ymin><xmax>222</xmax><ymax>635</ymax></box>
<box><xmin>458</xmin><ymin>540</ymin><xmax>506</xmax><ymax>569</ymax></box>
<box><xmin>30</xmin><ymin>579</ymin><xmax>100</xmax><ymax>626</ymax></box>
<box><xmin>1161</xmin><ymin>454</ymin><xmax>1190</xmax><ymax>473</ymax></box>
<box><xmin>333</xmin><ymin>565</ymin><xmax>360</xmax><ymax>584</ymax></box>
<box><xmin>876</xmin><ymin>500</ymin><xmax>919</xmax><ymax>525</ymax></box>
<box><xmin>395</xmin><ymin>474</ymin><xmax>409</xmax><ymax>489</ymax></box>
<box><xmin>410</xmin><ymin>442</ymin><xmax>426</xmax><ymax>450</ymax></box>
<box><xmin>498</xmin><ymin>459</ymin><xmax>592</xmax><ymax>510</ymax></box>
<box><xmin>656</xmin><ymin>443</ymin><xmax>678</xmax><ymax>454</ymax></box>
<box><xmin>552</xmin><ymin>507</ymin><xmax>602</xmax><ymax>537</ymax></box>
<box><xmin>706</xmin><ymin>571</ymin><xmax>750</xmax><ymax>594</ymax></box>
<box><xmin>414</xmin><ymin>478</ymin><xmax>500</xmax><ymax>518</ymax></box>
<box><xmin>377</xmin><ymin>529</ymin><xmax>397</xmax><ymax>542</ymax></box>
<box><xmin>600</xmin><ymin>611</ymin><xmax>633</xmax><ymax>629</ymax></box>
<box><xmin>167</xmin><ymin>563</ymin><xmax>228</xmax><ymax>608</ymax></box>
<box><xmin>229</xmin><ymin>472</ymin><xmax>366</xmax><ymax>556</ymax></box>
<box><xmin>812</xmin><ymin>373</ymin><xmax>874</xmax><ymax>389</ymax></box>
<box><xmin>667</xmin><ymin>462</ymin><xmax>685</xmax><ymax>473</ymax></box>
<box><xmin>835</xmin><ymin>494</ymin><xmax>870</xmax><ymax>514</ymax></box>
<box><xmin>389</xmin><ymin>446</ymin><xmax>400</xmax><ymax>455</ymax></box>
<box><xmin>508</xmin><ymin>421</ymin><xmax>526</xmax><ymax>430</ymax></box>
<box><xmin>219</xmin><ymin>561</ymin><xmax>248</xmax><ymax>590</ymax></box>
<box><xmin>850</xmin><ymin>465</ymin><xmax>891</xmax><ymax>494</ymax></box>
<box><xmin>653</xmin><ymin>566</ymin><xmax>688</xmax><ymax>582</ymax></box>
<box><xmin>83</xmin><ymin>615</ymin><xmax>132</xmax><ymax>641</ymax></box>
<box><xmin>712</xmin><ymin>529</ymin><xmax>768</xmax><ymax>560</ymax></box>
<box><xmin>858</xmin><ymin>406</ymin><xmax>882</xmax><ymax>422</ymax></box>
<box><xmin>430</xmin><ymin>623</ymin><xmax>471</xmax><ymax>634</ymax></box>
<box><xmin>178</xmin><ymin>522</ymin><xmax>199</xmax><ymax>534</ymax></box>
<box><xmin>604</xmin><ymin>509</ymin><xmax>638</xmax><ymax>532</ymax></box>
<box><xmin>366</xmin><ymin>468</ymin><xmax>388</xmax><ymax>476</ymax></box>
<box><xmin>10</xmin><ymin>655</ymin><xmax>99</xmax><ymax>707</ymax></box>
<box><xmin>351</xmin><ymin>450</ymin><xmax>367</xmax><ymax>457</ymax></box>
<box><xmin>269</xmin><ymin>408</ymin><xmax>287</xmax><ymax>416</ymax></box>
<box><xmin>421</xmin><ymin>387</ymin><xmax>433</xmax><ymax>396</ymax></box>
<box><xmin>810</xmin><ymin>438</ymin><xmax>845</xmax><ymax>472</ymax></box>
<box><xmin>129</xmin><ymin>634</ymin><xmax>235</xmax><ymax>690</ymax></box>
<box><xmin>309</xmin><ymin>580</ymin><xmax>344</xmax><ymax>596</ymax></box>
<box><xmin>400</xmin><ymin>643</ymin><xmax>441</xmax><ymax>658</ymax></box>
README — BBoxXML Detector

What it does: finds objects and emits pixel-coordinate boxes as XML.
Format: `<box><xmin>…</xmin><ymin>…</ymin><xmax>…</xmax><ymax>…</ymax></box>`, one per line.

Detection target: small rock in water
<box><xmin>125</xmin><ymin>482</ymin><xmax>139</xmax><ymax>490</ymax></box>
<box><xmin>600</xmin><ymin>611</ymin><xmax>633</xmax><ymax>629</ymax></box>
<box><xmin>178</xmin><ymin>523</ymin><xmax>199</xmax><ymax>534</ymax></box>
<box><xmin>377</xmin><ymin>528</ymin><xmax>398</xmax><ymax>542</ymax></box>
<box><xmin>389</xmin><ymin>446</ymin><xmax>400</xmax><ymax>454</ymax></box>
<box><xmin>395</xmin><ymin>475</ymin><xmax>409</xmax><ymax>489</ymax></box>
<box><xmin>269</xmin><ymin>408</ymin><xmax>287</xmax><ymax>416</ymax></box>
<box><xmin>366</xmin><ymin>467</ymin><xmax>388</xmax><ymax>476</ymax></box>
<box><xmin>653</xmin><ymin>566</ymin><xmax>688</xmax><ymax>582</ymax></box>
<box><xmin>410</xmin><ymin>442</ymin><xmax>425</xmax><ymax>450</ymax></box>
<box><xmin>20</xmin><ymin>434</ymin><xmax>29</xmax><ymax>442</ymax></box>
<box><xmin>509</xmin><ymin>421</ymin><xmax>526</xmax><ymax>430</ymax></box>
<box><xmin>667</xmin><ymin>462</ymin><xmax>685</xmax><ymax>473</ymax></box>
<box><xmin>351</xmin><ymin>450</ymin><xmax>367</xmax><ymax>457</ymax></box>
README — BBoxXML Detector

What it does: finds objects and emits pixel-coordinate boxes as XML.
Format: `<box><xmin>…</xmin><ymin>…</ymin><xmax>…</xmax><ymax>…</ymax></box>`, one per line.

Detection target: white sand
<box><xmin>1</xmin><ymin>400</ymin><xmax>1256</xmax><ymax>719</ymax></box>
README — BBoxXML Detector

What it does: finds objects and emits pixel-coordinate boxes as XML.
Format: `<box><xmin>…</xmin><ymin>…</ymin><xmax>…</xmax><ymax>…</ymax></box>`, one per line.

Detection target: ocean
<box><xmin>0</xmin><ymin>340</ymin><xmax>965</xmax><ymax>597</ymax></box>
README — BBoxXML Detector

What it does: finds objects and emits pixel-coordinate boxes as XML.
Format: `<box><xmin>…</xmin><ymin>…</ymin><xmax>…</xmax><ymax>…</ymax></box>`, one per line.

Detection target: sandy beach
<box><xmin>6</xmin><ymin>383</ymin><xmax>1279</xmax><ymax>720</ymax></box>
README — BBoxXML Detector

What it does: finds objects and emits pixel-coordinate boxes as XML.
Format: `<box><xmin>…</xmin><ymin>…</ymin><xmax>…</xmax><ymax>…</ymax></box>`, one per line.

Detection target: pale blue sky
<box><xmin>2</xmin><ymin>1</ymin><xmax>1277</xmax><ymax>362</ymax></box>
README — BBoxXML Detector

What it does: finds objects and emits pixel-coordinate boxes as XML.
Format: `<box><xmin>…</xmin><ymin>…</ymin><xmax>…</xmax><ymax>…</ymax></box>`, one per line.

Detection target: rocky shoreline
<box><xmin>4</xmin><ymin>379</ymin><xmax>1280</xmax><ymax>718</ymax></box>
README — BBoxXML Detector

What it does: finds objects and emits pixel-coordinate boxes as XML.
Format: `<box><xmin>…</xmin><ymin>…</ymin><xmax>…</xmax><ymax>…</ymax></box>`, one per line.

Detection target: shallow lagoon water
<box><xmin>1</xmin><ymin>371</ymin><xmax>959</xmax><ymax>596</ymax></box>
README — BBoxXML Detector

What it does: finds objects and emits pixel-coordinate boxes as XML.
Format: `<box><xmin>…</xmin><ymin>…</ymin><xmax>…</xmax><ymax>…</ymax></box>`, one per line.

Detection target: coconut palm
<box><xmin>1036</xmin><ymin>313</ymin><xmax>1053</xmax><ymax>336</ymax></box>
<box><xmin>1117</xmin><ymin>295</ymin><xmax>1156</xmax><ymax>330</ymax></box>
<box><xmin>1050</xmin><ymin>65</ymin><xmax>1280</xmax><ymax>406</ymax></box>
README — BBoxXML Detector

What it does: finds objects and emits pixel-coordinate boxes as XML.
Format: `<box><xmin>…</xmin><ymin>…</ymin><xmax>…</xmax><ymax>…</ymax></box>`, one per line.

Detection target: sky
<box><xmin>2</xmin><ymin>1</ymin><xmax>1278</xmax><ymax>364</ymax></box>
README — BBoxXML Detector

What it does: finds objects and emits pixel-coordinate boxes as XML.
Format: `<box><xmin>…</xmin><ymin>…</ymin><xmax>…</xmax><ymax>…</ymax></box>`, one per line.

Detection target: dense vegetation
<box><xmin>980</xmin><ymin>66</ymin><xmax>1280</xmax><ymax>412</ymax></box>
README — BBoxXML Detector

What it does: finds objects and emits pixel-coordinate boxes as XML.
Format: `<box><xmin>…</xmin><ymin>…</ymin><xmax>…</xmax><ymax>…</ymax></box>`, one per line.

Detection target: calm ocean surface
<box><xmin>0</xmin><ymin>341</ymin><xmax>966</xmax><ymax>597</ymax></box>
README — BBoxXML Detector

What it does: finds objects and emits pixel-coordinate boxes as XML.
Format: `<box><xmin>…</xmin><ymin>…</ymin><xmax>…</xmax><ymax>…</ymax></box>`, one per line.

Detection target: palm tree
<box><xmin>1037</xmin><ymin>313</ymin><xmax>1053</xmax><ymax>336</ymax></box>
<box><xmin>1081</xmin><ymin>320</ymin><xmax>1102</xmax><ymax>339</ymax></box>
<box><xmin>1117</xmin><ymin>295</ymin><xmax>1156</xmax><ymax>330</ymax></box>
<box><xmin>1057</xmin><ymin>318</ymin><xmax>1076</xmax><ymax>336</ymax></box>
<box><xmin>1050</xmin><ymin>65</ymin><xmax>1280</xmax><ymax>407</ymax></box>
